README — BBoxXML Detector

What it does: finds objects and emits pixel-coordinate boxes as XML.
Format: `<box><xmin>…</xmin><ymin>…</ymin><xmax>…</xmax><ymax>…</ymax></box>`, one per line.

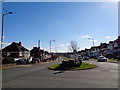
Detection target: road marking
<box><xmin>84</xmin><ymin>70</ymin><xmax>100</xmax><ymax>71</ymax></box>
<box><xmin>109</xmin><ymin>70</ymin><xmax>118</xmax><ymax>72</ymax></box>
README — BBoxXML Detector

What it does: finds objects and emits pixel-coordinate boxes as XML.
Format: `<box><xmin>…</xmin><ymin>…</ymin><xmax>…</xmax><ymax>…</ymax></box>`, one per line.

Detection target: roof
<box><xmin>114</xmin><ymin>36</ymin><xmax>120</xmax><ymax>44</ymax></box>
<box><xmin>2</xmin><ymin>42</ymin><xmax>29</xmax><ymax>52</ymax></box>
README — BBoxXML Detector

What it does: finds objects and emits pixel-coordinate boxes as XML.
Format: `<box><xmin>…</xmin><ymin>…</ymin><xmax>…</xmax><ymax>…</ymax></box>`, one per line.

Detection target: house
<box><xmin>113</xmin><ymin>36</ymin><xmax>120</xmax><ymax>58</ymax></box>
<box><xmin>99</xmin><ymin>43</ymin><xmax>108</xmax><ymax>56</ymax></box>
<box><xmin>30</xmin><ymin>47</ymin><xmax>51</xmax><ymax>61</ymax></box>
<box><xmin>106</xmin><ymin>36</ymin><xmax>120</xmax><ymax>58</ymax></box>
<box><xmin>2</xmin><ymin>42</ymin><xmax>30</xmax><ymax>60</ymax></box>
<box><xmin>88</xmin><ymin>46</ymin><xmax>100</xmax><ymax>57</ymax></box>
<box><xmin>30</xmin><ymin>47</ymin><xmax>42</xmax><ymax>61</ymax></box>
<box><xmin>107</xmin><ymin>41</ymin><xmax>114</xmax><ymax>55</ymax></box>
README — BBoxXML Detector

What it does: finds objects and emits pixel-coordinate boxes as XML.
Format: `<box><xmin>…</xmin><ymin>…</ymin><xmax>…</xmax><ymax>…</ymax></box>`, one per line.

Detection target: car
<box><xmin>77</xmin><ymin>55</ymin><xmax>82</xmax><ymax>59</ymax></box>
<box><xmin>31</xmin><ymin>58</ymin><xmax>40</xmax><ymax>63</ymax></box>
<box><xmin>97</xmin><ymin>56</ymin><xmax>107</xmax><ymax>62</ymax></box>
<box><xmin>76</xmin><ymin>55</ymin><xmax>82</xmax><ymax>63</ymax></box>
<box><xmin>83</xmin><ymin>56</ymin><xmax>89</xmax><ymax>60</ymax></box>
<box><xmin>16</xmin><ymin>59</ymin><xmax>27</xmax><ymax>65</ymax></box>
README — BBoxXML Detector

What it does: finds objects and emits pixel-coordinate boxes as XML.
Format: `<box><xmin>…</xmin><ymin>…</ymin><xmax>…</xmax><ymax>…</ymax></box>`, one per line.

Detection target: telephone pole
<box><xmin>49</xmin><ymin>40</ymin><xmax>55</xmax><ymax>54</ymax></box>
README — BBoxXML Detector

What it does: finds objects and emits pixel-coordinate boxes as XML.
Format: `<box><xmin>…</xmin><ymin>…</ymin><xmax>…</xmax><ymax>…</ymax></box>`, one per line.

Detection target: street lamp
<box><xmin>88</xmin><ymin>37</ymin><xmax>94</xmax><ymax>47</ymax></box>
<box><xmin>55</xmin><ymin>47</ymin><xmax>59</xmax><ymax>53</ymax></box>
<box><xmin>0</xmin><ymin>11</ymin><xmax>12</xmax><ymax>62</ymax></box>
<box><xmin>88</xmin><ymin>37</ymin><xmax>95</xmax><ymax>57</ymax></box>
<box><xmin>49</xmin><ymin>40</ymin><xmax>55</xmax><ymax>54</ymax></box>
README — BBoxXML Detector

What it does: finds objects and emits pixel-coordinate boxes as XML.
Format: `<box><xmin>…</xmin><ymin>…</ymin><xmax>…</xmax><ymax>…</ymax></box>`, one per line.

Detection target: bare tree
<box><xmin>69</xmin><ymin>40</ymin><xmax>79</xmax><ymax>52</ymax></box>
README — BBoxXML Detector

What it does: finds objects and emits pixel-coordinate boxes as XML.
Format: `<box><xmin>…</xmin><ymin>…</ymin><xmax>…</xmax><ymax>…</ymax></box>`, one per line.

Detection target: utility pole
<box><xmin>88</xmin><ymin>37</ymin><xmax>95</xmax><ymax>57</ymax></box>
<box><xmin>38</xmin><ymin>40</ymin><xmax>41</xmax><ymax>61</ymax></box>
<box><xmin>92</xmin><ymin>38</ymin><xmax>94</xmax><ymax>47</ymax></box>
<box><xmin>50</xmin><ymin>41</ymin><xmax>51</xmax><ymax>54</ymax></box>
<box><xmin>38</xmin><ymin>40</ymin><xmax>40</xmax><ymax>48</ymax></box>
<box><xmin>49</xmin><ymin>40</ymin><xmax>55</xmax><ymax>54</ymax></box>
<box><xmin>88</xmin><ymin>37</ymin><xmax>94</xmax><ymax>47</ymax></box>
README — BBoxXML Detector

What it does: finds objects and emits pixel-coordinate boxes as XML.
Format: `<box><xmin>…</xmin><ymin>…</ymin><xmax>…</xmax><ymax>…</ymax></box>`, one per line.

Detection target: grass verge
<box><xmin>108</xmin><ymin>59</ymin><xmax>120</xmax><ymax>61</ymax></box>
<box><xmin>48</xmin><ymin>62</ymin><xmax>97</xmax><ymax>70</ymax></box>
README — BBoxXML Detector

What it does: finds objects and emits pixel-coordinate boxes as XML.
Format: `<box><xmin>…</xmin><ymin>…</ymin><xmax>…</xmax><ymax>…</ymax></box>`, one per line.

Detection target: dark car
<box><xmin>31</xmin><ymin>58</ymin><xmax>40</xmax><ymax>63</ymax></box>
<box><xmin>16</xmin><ymin>59</ymin><xmax>27</xmax><ymax>65</ymax></box>
<box><xmin>83</xmin><ymin>56</ymin><xmax>89</xmax><ymax>60</ymax></box>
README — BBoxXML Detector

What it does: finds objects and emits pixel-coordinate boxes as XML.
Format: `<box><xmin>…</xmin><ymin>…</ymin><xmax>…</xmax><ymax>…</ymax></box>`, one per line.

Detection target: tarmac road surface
<box><xmin>2</xmin><ymin>60</ymin><xmax>118</xmax><ymax>88</ymax></box>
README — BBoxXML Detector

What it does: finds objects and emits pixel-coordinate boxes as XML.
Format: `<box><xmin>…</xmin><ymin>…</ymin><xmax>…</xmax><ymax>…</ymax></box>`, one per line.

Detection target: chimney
<box><xmin>19</xmin><ymin>42</ymin><xmax>21</xmax><ymax>45</ymax></box>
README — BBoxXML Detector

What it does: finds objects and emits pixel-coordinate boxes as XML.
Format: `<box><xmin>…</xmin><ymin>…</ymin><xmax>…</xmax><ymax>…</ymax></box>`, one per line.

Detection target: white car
<box><xmin>97</xmin><ymin>56</ymin><xmax>107</xmax><ymax>62</ymax></box>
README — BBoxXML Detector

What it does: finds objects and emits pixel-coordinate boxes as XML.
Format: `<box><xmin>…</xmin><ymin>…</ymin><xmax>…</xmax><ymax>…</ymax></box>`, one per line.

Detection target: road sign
<box><xmin>73</xmin><ymin>50</ymin><xmax>77</xmax><ymax>53</ymax></box>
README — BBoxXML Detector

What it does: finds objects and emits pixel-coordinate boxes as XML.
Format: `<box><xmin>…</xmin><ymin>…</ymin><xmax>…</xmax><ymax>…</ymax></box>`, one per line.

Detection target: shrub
<box><xmin>2</xmin><ymin>57</ymin><xmax>15</xmax><ymax>64</ymax></box>
<box><xmin>54</xmin><ymin>60</ymin><xmax>82</xmax><ymax>70</ymax></box>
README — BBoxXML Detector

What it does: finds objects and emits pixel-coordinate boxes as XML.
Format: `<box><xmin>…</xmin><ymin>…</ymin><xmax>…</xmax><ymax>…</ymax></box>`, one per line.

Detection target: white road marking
<box><xmin>109</xmin><ymin>70</ymin><xmax>118</xmax><ymax>72</ymax></box>
<box><xmin>84</xmin><ymin>70</ymin><xmax>100</xmax><ymax>71</ymax></box>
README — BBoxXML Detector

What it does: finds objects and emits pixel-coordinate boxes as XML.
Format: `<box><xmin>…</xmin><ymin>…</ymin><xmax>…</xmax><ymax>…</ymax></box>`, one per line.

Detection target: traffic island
<box><xmin>48</xmin><ymin>62</ymin><xmax>97</xmax><ymax>71</ymax></box>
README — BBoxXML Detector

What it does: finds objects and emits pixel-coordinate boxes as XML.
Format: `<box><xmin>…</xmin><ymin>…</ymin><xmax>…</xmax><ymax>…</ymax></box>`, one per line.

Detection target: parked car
<box><xmin>83</xmin><ymin>56</ymin><xmax>89</xmax><ymax>60</ymax></box>
<box><xmin>16</xmin><ymin>59</ymin><xmax>27</xmax><ymax>65</ymax></box>
<box><xmin>31</xmin><ymin>58</ymin><xmax>40</xmax><ymax>63</ymax></box>
<box><xmin>76</xmin><ymin>55</ymin><xmax>82</xmax><ymax>64</ymax></box>
<box><xmin>97</xmin><ymin>56</ymin><xmax>107</xmax><ymax>62</ymax></box>
<box><xmin>77</xmin><ymin>55</ymin><xmax>82</xmax><ymax>59</ymax></box>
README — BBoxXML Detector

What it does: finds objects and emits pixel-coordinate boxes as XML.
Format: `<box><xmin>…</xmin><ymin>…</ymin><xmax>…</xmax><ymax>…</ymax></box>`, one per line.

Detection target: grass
<box><xmin>74</xmin><ymin>62</ymin><xmax>97</xmax><ymax>70</ymax></box>
<box><xmin>61</xmin><ymin>57</ymin><xmax>75</xmax><ymax>61</ymax></box>
<box><xmin>108</xmin><ymin>59</ymin><xmax>120</xmax><ymax>61</ymax></box>
<box><xmin>48</xmin><ymin>62</ymin><xmax>97</xmax><ymax>70</ymax></box>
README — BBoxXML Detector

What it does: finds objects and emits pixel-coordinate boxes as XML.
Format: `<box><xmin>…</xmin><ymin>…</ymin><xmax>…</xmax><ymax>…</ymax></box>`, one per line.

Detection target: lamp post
<box><xmin>88</xmin><ymin>37</ymin><xmax>94</xmax><ymax>47</ymax></box>
<box><xmin>55</xmin><ymin>47</ymin><xmax>59</xmax><ymax>53</ymax></box>
<box><xmin>88</xmin><ymin>37</ymin><xmax>95</xmax><ymax>57</ymax></box>
<box><xmin>0</xmin><ymin>11</ymin><xmax>12</xmax><ymax>62</ymax></box>
<box><xmin>49</xmin><ymin>40</ymin><xmax>55</xmax><ymax>54</ymax></box>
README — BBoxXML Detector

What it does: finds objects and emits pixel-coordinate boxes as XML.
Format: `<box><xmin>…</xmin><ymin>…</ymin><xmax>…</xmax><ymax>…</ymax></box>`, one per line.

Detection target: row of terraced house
<box><xmin>79</xmin><ymin>36</ymin><xmax>120</xmax><ymax>59</ymax></box>
<box><xmin>2</xmin><ymin>42</ymin><xmax>56</xmax><ymax>64</ymax></box>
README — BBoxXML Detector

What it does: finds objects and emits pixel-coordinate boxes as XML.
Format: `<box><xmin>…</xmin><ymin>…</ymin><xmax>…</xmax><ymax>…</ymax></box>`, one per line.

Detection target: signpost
<box><xmin>73</xmin><ymin>49</ymin><xmax>77</xmax><ymax>63</ymax></box>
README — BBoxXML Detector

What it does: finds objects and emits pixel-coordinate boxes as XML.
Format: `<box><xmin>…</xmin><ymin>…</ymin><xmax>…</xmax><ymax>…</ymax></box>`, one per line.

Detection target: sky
<box><xmin>1</xmin><ymin>2</ymin><xmax>118</xmax><ymax>52</ymax></box>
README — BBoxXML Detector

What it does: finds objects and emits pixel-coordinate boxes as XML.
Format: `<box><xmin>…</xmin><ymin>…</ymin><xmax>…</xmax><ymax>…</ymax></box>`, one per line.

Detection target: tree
<box><xmin>69</xmin><ymin>40</ymin><xmax>79</xmax><ymax>52</ymax></box>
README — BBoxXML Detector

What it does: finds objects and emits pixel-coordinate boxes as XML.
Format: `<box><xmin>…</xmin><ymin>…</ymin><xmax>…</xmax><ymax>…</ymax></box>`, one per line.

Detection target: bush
<box><xmin>54</xmin><ymin>60</ymin><xmax>82</xmax><ymax>70</ymax></box>
<box><xmin>2</xmin><ymin>57</ymin><xmax>15</xmax><ymax>64</ymax></box>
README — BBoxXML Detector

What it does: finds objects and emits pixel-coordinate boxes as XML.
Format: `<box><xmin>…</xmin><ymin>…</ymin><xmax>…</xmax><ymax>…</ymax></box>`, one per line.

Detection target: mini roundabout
<box><xmin>48</xmin><ymin>60</ymin><xmax>97</xmax><ymax>71</ymax></box>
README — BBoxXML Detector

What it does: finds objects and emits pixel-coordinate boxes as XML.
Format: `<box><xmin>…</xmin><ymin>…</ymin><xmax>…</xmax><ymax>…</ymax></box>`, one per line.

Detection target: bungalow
<box><xmin>2</xmin><ymin>42</ymin><xmax>30</xmax><ymax>60</ymax></box>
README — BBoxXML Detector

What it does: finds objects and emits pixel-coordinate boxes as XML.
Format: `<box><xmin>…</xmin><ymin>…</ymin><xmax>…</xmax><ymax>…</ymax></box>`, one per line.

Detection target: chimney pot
<box><xmin>19</xmin><ymin>42</ymin><xmax>21</xmax><ymax>45</ymax></box>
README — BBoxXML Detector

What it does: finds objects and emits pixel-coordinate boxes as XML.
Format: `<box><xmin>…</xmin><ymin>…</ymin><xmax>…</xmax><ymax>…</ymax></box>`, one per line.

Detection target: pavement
<box><xmin>108</xmin><ymin>61</ymin><xmax>120</xmax><ymax>63</ymax></box>
<box><xmin>2</xmin><ymin>60</ymin><xmax>118</xmax><ymax>88</ymax></box>
<box><xmin>2</xmin><ymin>60</ymin><xmax>58</xmax><ymax>70</ymax></box>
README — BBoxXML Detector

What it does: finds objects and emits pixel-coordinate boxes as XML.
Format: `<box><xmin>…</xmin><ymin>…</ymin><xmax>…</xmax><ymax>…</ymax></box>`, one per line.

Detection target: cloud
<box><xmin>82</xmin><ymin>35</ymin><xmax>92</xmax><ymax>39</ymax></box>
<box><xmin>56</xmin><ymin>47</ymin><xmax>69</xmax><ymax>53</ymax></box>
<box><xmin>0</xmin><ymin>42</ymin><xmax>11</xmax><ymax>45</ymax></box>
<box><xmin>89</xmin><ymin>39</ymin><xmax>97</xmax><ymax>42</ymax></box>
<box><xmin>59</xmin><ymin>44</ymin><xmax>65</xmax><ymax>47</ymax></box>
<box><xmin>114</xmin><ymin>37</ymin><xmax>118</xmax><ymax>40</ymax></box>
<box><xmin>65</xmin><ymin>43</ymin><xmax>70</xmax><ymax>46</ymax></box>
<box><xmin>80</xmin><ymin>46</ymin><xmax>91</xmax><ymax>50</ymax></box>
<box><xmin>105</xmin><ymin>36</ymin><xmax>112</xmax><ymax>39</ymax></box>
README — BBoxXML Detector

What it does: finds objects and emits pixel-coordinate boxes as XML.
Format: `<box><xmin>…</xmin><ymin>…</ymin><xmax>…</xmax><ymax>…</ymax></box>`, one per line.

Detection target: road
<box><xmin>2</xmin><ymin>59</ymin><xmax>118</xmax><ymax>88</ymax></box>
